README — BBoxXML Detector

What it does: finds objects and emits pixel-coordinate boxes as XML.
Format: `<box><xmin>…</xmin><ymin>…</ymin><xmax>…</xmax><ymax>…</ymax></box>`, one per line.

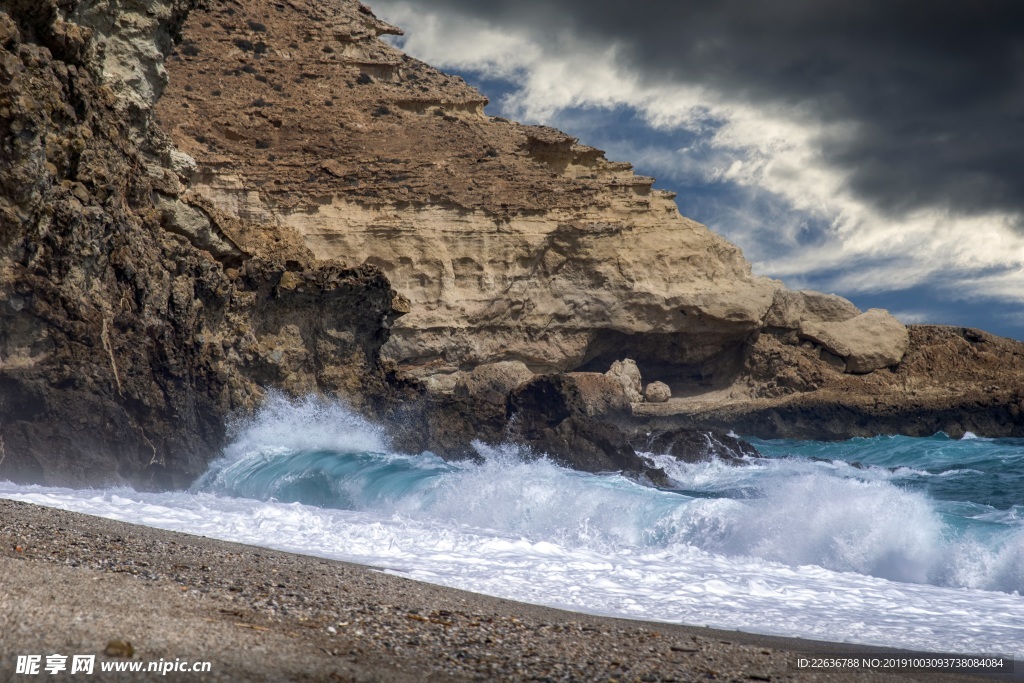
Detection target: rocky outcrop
<box><xmin>635</xmin><ymin>325</ymin><xmax>1024</xmax><ymax>440</ymax></box>
<box><xmin>799</xmin><ymin>309</ymin><xmax>910</xmax><ymax>373</ymax></box>
<box><xmin>565</xmin><ymin>372</ymin><xmax>631</xmax><ymax>417</ymax></box>
<box><xmin>152</xmin><ymin>0</ymin><xmax>791</xmax><ymax>388</ymax></box>
<box><xmin>150</xmin><ymin>0</ymin><xmax>921</xmax><ymax>399</ymax></box>
<box><xmin>0</xmin><ymin>0</ymin><xmax>402</xmax><ymax>487</ymax></box>
<box><xmin>92</xmin><ymin>0</ymin><xmax>1024</xmax><ymax>459</ymax></box>
<box><xmin>1</xmin><ymin>0</ymin><xmax>1020</xmax><ymax>493</ymax></box>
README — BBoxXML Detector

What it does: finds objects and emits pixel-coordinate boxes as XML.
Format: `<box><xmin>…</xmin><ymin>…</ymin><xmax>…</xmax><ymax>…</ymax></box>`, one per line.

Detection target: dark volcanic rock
<box><xmin>499</xmin><ymin>374</ymin><xmax>763</xmax><ymax>483</ymax></box>
<box><xmin>503</xmin><ymin>374</ymin><xmax>670</xmax><ymax>485</ymax></box>
<box><xmin>380</xmin><ymin>372</ymin><xmax>765</xmax><ymax>486</ymax></box>
<box><xmin>632</xmin><ymin>430</ymin><xmax>759</xmax><ymax>464</ymax></box>
<box><xmin>0</xmin><ymin>1</ymin><xmax>401</xmax><ymax>488</ymax></box>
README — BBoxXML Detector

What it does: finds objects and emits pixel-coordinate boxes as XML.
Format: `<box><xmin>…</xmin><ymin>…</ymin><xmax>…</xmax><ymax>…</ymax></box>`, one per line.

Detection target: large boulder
<box><xmin>764</xmin><ymin>289</ymin><xmax>862</xmax><ymax>330</ymax></box>
<box><xmin>799</xmin><ymin>309</ymin><xmax>910</xmax><ymax>373</ymax></box>
<box><xmin>644</xmin><ymin>381</ymin><xmax>671</xmax><ymax>403</ymax></box>
<box><xmin>606</xmin><ymin>359</ymin><xmax>644</xmax><ymax>403</ymax></box>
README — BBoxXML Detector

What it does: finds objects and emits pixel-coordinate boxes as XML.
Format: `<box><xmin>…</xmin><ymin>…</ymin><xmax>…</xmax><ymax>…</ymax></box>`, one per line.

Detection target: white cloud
<box><xmin>373</xmin><ymin>1</ymin><xmax>1024</xmax><ymax>304</ymax></box>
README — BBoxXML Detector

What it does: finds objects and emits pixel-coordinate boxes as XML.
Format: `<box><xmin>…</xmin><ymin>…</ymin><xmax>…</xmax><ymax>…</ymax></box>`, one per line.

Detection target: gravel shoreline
<box><xmin>0</xmin><ymin>499</ymin><xmax>1009</xmax><ymax>682</ymax></box>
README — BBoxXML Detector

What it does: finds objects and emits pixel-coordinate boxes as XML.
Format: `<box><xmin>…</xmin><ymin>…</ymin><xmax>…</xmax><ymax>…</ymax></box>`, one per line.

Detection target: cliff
<box><xmin>152</xmin><ymin>0</ymin><xmax>789</xmax><ymax>389</ymax></box>
<box><xmin>0</xmin><ymin>0</ymin><xmax>403</xmax><ymax>488</ymax></box>
<box><xmin>153</xmin><ymin>0</ymin><xmax>1024</xmax><ymax>436</ymax></box>
<box><xmin>152</xmin><ymin>0</ymin><xmax>918</xmax><ymax>384</ymax></box>
<box><xmin>1</xmin><ymin>0</ymin><xmax>1021</xmax><ymax>488</ymax></box>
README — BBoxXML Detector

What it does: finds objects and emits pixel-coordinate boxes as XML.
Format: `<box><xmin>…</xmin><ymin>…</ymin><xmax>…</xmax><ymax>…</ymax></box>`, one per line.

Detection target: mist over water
<box><xmin>198</xmin><ymin>396</ymin><xmax>1024</xmax><ymax>593</ymax></box>
<box><xmin>3</xmin><ymin>394</ymin><xmax>1024</xmax><ymax>655</ymax></box>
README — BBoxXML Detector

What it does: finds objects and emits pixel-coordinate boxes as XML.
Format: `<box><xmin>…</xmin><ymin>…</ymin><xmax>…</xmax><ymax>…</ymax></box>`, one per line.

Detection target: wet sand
<box><xmin>0</xmin><ymin>499</ymin><xmax>1013</xmax><ymax>682</ymax></box>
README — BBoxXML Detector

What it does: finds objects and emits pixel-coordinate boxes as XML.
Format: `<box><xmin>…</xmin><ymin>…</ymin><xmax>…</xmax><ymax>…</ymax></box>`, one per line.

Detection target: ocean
<box><xmin>2</xmin><ymin>394</ymin><xmax>1022</xmax><ymax>656</ymax></box>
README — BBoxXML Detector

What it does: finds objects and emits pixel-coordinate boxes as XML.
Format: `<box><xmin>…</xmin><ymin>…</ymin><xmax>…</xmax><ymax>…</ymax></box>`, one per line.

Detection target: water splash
<box><xmin>193</xmin><ymin>396</ymin><xmax>1024</xmax><ymax>593</ymax></box>
<box><xmin>3</xmin><ymin>396</ymin><xmax>1024</xmax><ymax>654</ymax></box>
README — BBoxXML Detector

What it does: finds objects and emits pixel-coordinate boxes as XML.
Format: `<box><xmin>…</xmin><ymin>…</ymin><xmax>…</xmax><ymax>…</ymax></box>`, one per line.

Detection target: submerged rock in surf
<box><xmin>633</xmin><ymin>430</ymin><xmax>759</xmax><ymax>464</ymax></box>
<box><xmin>500</xmin><ymin>373</ymin><xmax>759</xmax><ymax>483</ymax></box>
<box><xmin>504</xmin><ymin>374</ymin><xmax>667</xmax><ymax>484</ymax></box>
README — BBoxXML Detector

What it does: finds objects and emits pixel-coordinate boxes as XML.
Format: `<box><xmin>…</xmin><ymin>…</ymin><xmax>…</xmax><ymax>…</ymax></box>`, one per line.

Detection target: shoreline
<box><xmin>0</xmin><ymin>498</ymin><xmax>1013</xmax><ymax>682</ymax></box>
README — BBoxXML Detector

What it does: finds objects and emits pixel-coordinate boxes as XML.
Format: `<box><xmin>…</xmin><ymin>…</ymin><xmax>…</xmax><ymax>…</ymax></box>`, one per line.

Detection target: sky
<box><xmin>370</xmin><ymin>0</ymin><xmax>1024</xmax><ymax>339</ymax></box>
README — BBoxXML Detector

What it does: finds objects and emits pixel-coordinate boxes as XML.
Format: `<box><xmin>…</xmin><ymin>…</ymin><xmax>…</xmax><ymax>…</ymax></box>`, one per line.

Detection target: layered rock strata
<box><xmin>2</xmin><ymin>0</ymin><xmax>1021</xmax><ymax>491</ymax></box>
<box><xmin>0</xmin><ymin>0</ymin><xmax>402</xmax><ymax>487</ymax></box>
<box><xmin>151</xmin><ymin>0</ymin><xmax>842</xmax><ymax>388</ymax></box>
<box><xmin>153</xmin><ymin>0</ymin><xmax>921</xmax><ymax>396</ymax></box>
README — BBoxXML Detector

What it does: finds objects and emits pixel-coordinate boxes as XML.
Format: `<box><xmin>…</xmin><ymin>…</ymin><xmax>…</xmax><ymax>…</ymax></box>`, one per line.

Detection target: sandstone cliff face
<box><xmin>152</xmin><ymin>0</ymin><xmax>794</xmax><ymax>388</ymax></box>
<box><xmin>0</xmin><ymin>0</ymin><xmax>401</xmax><ymax>487</ymax></box>
<box><xmin>2</xmin><ymin>0</ymin><xmax>1019</xmax><ymax>491</ymax></box>
<box><xmin>136</xmin><ymin>0</ymin><xmax>1024</xmax><ymax>440</ymax></box>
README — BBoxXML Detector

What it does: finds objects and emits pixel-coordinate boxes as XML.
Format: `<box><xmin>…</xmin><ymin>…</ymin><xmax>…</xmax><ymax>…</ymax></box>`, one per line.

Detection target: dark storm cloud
<box><xmin>398</xmin><ymin>0</ymin><xmax>1024</xmax><ymax>221</ymax></box>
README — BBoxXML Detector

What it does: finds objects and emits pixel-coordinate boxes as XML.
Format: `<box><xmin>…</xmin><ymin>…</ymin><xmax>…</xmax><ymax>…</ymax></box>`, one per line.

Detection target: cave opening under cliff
<box><xmin>575</xmin><ymin>330</ymin><xmax>754</xmax><ymax>398</ymax></box>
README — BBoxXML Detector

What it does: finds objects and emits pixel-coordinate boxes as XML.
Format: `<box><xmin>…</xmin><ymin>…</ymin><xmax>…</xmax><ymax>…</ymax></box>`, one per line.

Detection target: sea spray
<box><xmin>193</xmin><ymin>395</ymin><xmax>1024</xmax><ymax>593</ymax></box>
<box><xmin>3</xmin><ymin>395</ymin><xmax>1024</xmax><ymax>654</ymax></box>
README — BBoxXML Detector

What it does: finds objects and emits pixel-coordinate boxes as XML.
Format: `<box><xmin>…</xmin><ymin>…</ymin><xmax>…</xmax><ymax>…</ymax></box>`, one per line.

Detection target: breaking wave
<box><xmin>3</xmin><ymin>394</ymin><xmax>1023</xmax><ymax>654</ymax></box>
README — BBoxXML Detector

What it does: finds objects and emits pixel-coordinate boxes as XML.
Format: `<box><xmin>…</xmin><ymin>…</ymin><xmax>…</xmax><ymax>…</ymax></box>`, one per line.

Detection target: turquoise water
<box><xmin>753</xmin><ymin>433</ymin><xmax>1024</xmax><ymax>509</ymax></box>
<box><xmin>751</xmin><ymin>433</ymin><xmax>1024</xmax><ymax>536</ymax></box>
<box><xmin>190</xmin><ymin>398</ymin><xmax>1024</xmax><ymax>593</ymax></box>
<box><xmin>5</xmin><ymin>396</ymin><xmax>1024</xmax><ymax>654</ymax></box>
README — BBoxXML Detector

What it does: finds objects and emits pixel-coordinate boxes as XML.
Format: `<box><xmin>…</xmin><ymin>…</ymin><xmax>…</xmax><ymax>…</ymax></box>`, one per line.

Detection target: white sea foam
<box><xmin>2</xmin><ymin>481</ymin><xmax>1023</xmax><ymax>656</ymax></box>
<box><xmin>222</xmin><ymin>391</ymin><xmax>387</xmax><ymax>459</ymax></box>
<box><xmin>650</xmin><ymin>454</ymin><xmax>1024</xmax><ymax>591</ymax></box>
<box><xmin>3</xmin><ymin>398</ymin><xmax>1023</xmax><ymax>657</ymax></box>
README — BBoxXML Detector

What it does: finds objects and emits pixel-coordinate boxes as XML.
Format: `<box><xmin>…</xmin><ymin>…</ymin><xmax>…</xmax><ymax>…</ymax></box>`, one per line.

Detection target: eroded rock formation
<box><xmin>150</xmin><ymin>0</ymin><xmax>804</xmax><ymax>387</ymax></box>
<box><xmin>151</xmin><ymin>0</ymin><xmax>923</xmax><ymax>399</ymax></box>
<box><xmin>635</xmin><ymin>326</ymin><xmax>1024</xmax><ymax>440</ymax></box>
<box><xmin>0</xmin><ymin>0</ymin><xmax>402</xmax><ymax>487</ymax></box>
<box><xmin>1</xmin><ymin>0</ymin><xmax>1021</xmax><ymax>490</ymax></box>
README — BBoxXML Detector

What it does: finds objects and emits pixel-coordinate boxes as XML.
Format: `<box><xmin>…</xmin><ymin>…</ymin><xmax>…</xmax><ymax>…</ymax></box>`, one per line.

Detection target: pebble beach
<box><xmin>0</xmin><ymin>499</ymin><xmax>1003</xmax><ymax>683</ymax></box>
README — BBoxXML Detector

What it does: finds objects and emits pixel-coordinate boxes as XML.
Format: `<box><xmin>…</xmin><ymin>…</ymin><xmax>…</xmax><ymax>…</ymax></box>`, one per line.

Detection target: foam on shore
<box><xmin>2</xmin><ymin>395</ymin><xmax>1022</xmax><ymax>656</ymax></box>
